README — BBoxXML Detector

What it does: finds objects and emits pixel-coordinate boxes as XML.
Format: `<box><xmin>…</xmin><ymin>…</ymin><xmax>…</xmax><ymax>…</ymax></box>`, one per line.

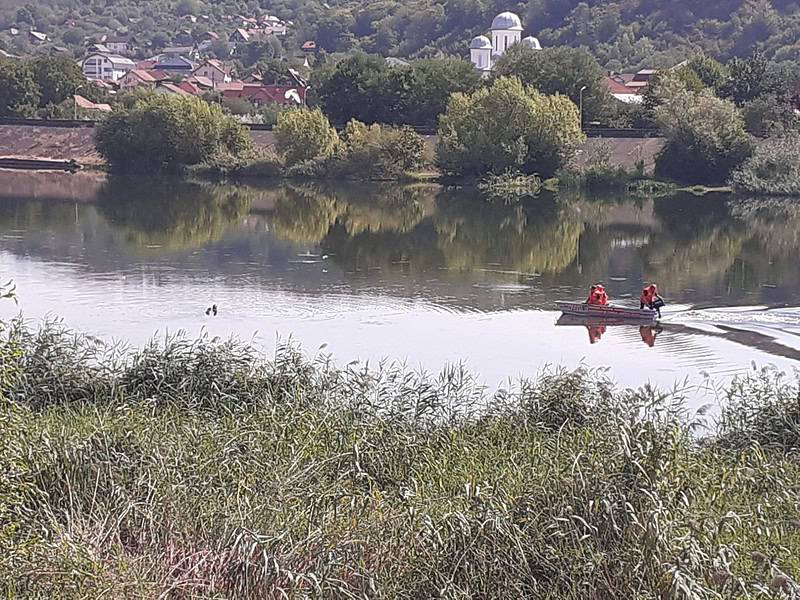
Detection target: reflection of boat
<box><xmin>556</xmin><ymin>301</ymin><xmax>659</xmax><ymax>322</ymax></box>
<box><xmin>556</xmin><ymin>313</ymin><xmax>663</xmax><ymax>346</ymax></box>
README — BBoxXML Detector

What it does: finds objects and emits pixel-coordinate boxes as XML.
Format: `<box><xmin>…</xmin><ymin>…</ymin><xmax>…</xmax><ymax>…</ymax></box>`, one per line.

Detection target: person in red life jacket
<box><xmin>587</xmin><ymin>325</ymin><xmax>607</xmax><ymax>344</ymax></box>
<box><xmin>639</xmin><ymin>283</ymin><xmax>665</xmax><ymax>317</ymax></box>
<box><xmin>586</xmin><ymin>284</ymin><xmax>609</xmax><ymax>306</ymax></box>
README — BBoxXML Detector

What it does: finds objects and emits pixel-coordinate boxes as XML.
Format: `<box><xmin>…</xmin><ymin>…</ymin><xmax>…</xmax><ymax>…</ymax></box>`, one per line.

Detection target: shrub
<box><xmin>654</xmin><ymin>87</ymin><xmax>754</xmax><ymax>184</ymax></box>
<box><xmin>95</xmin><ymin>93</ymin><xmax>253</xmax><ymax>173</ymax></box>
<box><xmin>273</xmin><ymin>107</ymin><xmax>339</xmax><ymax>167</ymax></box>
<box><xmin>731</xmin><ymin>137</ymin><xmax>800</xmax><ymax>195</ymax></box>
<box><xmin>436</xmin><ymin>76</ymin><xmax>584</xmax><ymax>178</ymax></box>
<box><xmin>477</xmin><ymin>171</ymin><xmax>542</xmax><ymax>204</ymax></box>
<box><xmin>332</xmin><ymin>121</ymin><xmax>425</xmax><ymax>179</ymax></box>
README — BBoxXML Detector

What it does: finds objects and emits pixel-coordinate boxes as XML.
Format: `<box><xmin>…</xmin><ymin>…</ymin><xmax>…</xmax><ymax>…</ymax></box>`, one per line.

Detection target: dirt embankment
<box><xmin>0</xmin><ymin>124</ymin><xmax>665</xmax><ymax>174</ymax></box>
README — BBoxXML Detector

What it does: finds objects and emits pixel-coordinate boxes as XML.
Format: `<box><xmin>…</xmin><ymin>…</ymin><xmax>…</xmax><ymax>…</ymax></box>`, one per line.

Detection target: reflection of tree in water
<box><xmin>270</xmin><ymin>183</ymin><xmax>435</xmax><ymax>246</ymax></box>
<box><xmin>434</xmin><ymin>190</ymin><xmax>583</xmax><ymax>274</ymax></box>
<box><xmin>98</xmin><ymin>178</ymin><xmax>252</xmax><ymax>252</ymax></box>
<box><xmin>728</xmin><ymin>197</ymin><xmax>800</xmax><ymax>290</ymax></box>
<box><xmin>639</xmin><ymin>194</ymin><xmax>747</xmax><ymax>290</ymax></box>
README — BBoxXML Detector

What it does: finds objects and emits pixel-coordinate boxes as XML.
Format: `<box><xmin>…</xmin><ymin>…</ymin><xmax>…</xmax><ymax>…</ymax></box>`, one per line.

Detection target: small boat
<box><xmin>556</xmin><ymin>301</ymin><xmax>659</xmax><ymax>322</ymax></box>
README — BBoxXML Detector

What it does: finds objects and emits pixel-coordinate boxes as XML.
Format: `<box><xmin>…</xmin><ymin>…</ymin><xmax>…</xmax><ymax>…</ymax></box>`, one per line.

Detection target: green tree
<box><xmin>396</xmin><ymin>58</ymin><xmax>482</xmax><ymax>126</ymax></box>
<box><xmin>492</xmin><ymin>45</ymin><xmax>614</xmax><ymax>124</ymax></box>
<box><xmin>312</xmin><ymin>52</ymin><xmax>388</xmax><ymax>125</ymax></box>
<box><xmin>95</xmin><ymin>94</ymin><xmax>252</xmax><ymax>173</ymax></box>
<box><xmin>654</xmin><ymin>87</ymin><xmax>754</xmax><ymax>184</ymax></box>
<box><xmin>333</xmin><ymin>120</ymin><xmax>424</xmax><ymax>179</ymax></box>
<box><xmin>274</xmin><ymin>107</ymin><xmax>339</xmax><ymax>167</ymax></box>
<box><xmin>720</xmin><ymin>52</ymin><xmax>780</xmax><ymax>105</ymax></box>
<box><xmin>687</xmin><ymin>54</ymin><xmax>729</xmax><ymax>92</ymax></box>
<box><xmin>0</xmin><ymin>60</ymin><xmax>39</xmax><ymax>116</ymax></box>
<box><xmin>436</xmin><ymin>76</ymin><xmax>584</xmax><ymax>178</ymax></box>
<box><xmin>31</xmin><ymin>56</ymin><xmax>85</xmax><ymax>107</ymax></box>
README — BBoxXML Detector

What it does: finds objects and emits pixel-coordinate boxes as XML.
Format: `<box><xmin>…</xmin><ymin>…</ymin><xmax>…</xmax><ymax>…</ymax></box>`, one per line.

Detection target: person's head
<box><xmin>591</xmin><ymin>287</ymin><xmax>606</xmax><ymax>303</ymax></box>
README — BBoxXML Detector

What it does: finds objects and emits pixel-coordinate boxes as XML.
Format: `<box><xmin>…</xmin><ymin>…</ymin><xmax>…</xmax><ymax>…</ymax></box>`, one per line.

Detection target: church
<box><xmin>469</xmin><ymin>12</ymin><xmax>541</xmax><ymax>76</ymax></box>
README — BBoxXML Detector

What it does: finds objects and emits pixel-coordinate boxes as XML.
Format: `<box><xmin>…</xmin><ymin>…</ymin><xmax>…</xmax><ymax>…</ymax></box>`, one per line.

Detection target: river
<box><xmin>1</xmin><ymin>173</ymin><xmax>799</xmax><ymax>402</ymax></box>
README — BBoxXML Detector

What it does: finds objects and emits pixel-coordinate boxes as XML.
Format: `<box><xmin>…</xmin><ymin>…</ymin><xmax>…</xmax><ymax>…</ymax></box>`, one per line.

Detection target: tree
<box><xmin>435</xmin><ymin>76</ymin><xmax>584</xmax><ymax>178</ymax></box>
<box><xmin>731</xmin><ymin>136</ymin><xmax>800</xmax><ymax>195</ymax></box>
<box><xmin>687</xmin><ymin>54</ymin><xmax>729</xmax><ymax>92</ymax></box>
<box><xmin>395</xmin><ymin>58</ymin><xmax>482</xmax><ymax>126</ymax></box>
<box><xmin>312</xmin><ymin>53</ymin><xmax>388</xmax><ymax>125</ymax></box>
<box><xmin>333</xmin><ymin>120</ymin><xmax>424</xmax><ymax>179</ymax></box>
<box><xmin>95</xmin><ymin>94</ymin><xmax>252</xmax><ymax>173</ymax></box>
<box><xmin>31</xmin><ymin>56</ymin><xmax>85</xmax><ymax>107</ymax></box>
<box><xmin>654</xmin><ymin>87</ymin><xmax>754</xmax><ymax>184</ymax></box>
<box><xmin>0</xmin><ymin>60</ymin><xmax>39</xmax><ymax>116</ymax></box>
<box><xmin>273</xmin><ymin>107</ymin><xmax>339</xmax><ymax>166</ymax></box>
<box><xmin>492</xmin><ymin>45</ymin><xmax>614</xmax><ymax>124</ymax></box>
<box><xmin>720</xmin><ymin>52</ymin><xmax>780</xmax><ymax>105</ymax></box>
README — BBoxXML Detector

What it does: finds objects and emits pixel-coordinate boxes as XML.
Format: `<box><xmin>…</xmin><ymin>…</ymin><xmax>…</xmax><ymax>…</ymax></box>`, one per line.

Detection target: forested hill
<box><xmin>0</xmin><ymin>0</ymin><xmax>798</xmax><ymax>68</ymax></box>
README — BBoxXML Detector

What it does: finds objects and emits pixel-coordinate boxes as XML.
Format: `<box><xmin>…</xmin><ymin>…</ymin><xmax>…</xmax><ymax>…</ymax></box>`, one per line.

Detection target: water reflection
<box><xmin>1</xmin><ymin>176</ymin><xmax>800</xmax><ymax>390</ymax></box>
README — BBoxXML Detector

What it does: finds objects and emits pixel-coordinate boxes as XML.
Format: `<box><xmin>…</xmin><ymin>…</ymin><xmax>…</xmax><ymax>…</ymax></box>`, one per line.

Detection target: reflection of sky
<box><xmin>2</xmin><ymin>252</ymin><xmax>800</xmax><ymax>409</ymax></box>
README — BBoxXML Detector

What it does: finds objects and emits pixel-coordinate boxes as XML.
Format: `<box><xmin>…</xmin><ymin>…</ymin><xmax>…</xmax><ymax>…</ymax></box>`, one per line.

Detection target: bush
<box><xmin>436</xmin><ymin>76</ymin><xmax>584</xmax><ymax>178</ymax></box>
<box><xmin>95</xmin><ymin>93</ymin><xmax>253</xmax><ymax>173</ymax></box>
<box><xmin>273</xmin><ymin>107</ymin><xmax>339</xmax><ymax>167</ymax></box>
<box><xmin>654</xmin><ymin>87</ymin><xmax>754</xmax><ymax>184</ymax></box>
<box><xmin>332</xmin><ymin>121</ymin><xmax>425</xmax><ymax>179</ymax></box>
<box><xmin>731</xmin><ymin>137</ymin><xmax>800</xmax><ymax>195</ymax></box>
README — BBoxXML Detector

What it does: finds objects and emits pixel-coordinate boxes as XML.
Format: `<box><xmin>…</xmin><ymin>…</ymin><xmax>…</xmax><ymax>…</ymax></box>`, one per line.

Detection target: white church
<box><xmin>469</xmin><ymin>11</ymin><xmax>541</xmax><ymax>76</ymax></box>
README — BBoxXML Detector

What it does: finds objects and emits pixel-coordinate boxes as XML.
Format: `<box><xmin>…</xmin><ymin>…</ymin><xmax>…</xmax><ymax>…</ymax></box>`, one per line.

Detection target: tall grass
<box><xmin>1</xmin><ymin>320</ymin><xmax>799</xmax><ymax>598</ymax></box>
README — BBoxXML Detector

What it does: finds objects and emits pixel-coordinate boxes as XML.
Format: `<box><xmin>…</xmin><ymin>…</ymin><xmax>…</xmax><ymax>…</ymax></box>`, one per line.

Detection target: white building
<box><xmin>82</xmin><ymin>53</ymin><xmax>136</xmax><ymax>82</ymax></box>
<box><xmin>469</xmin><ymin>11</ymin><xmax>542</xmax><ymax>75</ymax></box>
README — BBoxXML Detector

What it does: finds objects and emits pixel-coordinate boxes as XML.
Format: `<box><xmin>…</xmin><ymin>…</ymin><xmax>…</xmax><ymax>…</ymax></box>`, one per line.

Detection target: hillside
<box><xmin>0</xmin><ymin>0</ymin><xmax>798</xmax><ymax>69</ymax></box>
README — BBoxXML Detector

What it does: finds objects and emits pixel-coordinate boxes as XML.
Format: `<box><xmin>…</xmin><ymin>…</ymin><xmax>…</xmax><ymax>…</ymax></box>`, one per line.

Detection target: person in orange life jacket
<box><xmin>639</xmin><ymin>283</ymin><xmax>665</xmax><ymax>317</ymax></box>
<box><xmin>586</xmin><ymin>284</ymin><xmax>609</xmax><ymax>306</ymax></box>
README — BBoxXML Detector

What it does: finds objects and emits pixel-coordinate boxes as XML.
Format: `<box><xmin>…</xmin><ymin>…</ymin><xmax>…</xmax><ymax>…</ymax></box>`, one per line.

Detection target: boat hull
<box><xmin>556</xmin><ymin>301</ymin><xmax>658</xmax><ymax>322</ymax></box>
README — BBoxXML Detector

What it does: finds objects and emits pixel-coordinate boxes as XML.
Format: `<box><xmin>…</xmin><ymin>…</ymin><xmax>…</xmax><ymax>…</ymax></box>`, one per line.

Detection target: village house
<box><xmin>230</xmin><ymin>28</ymin><xmax>251</xmax><ymax>44</ymax></box>
<box><xmin>118</xmin><ymin>69</ymin><xmax>169</xmax><ymax>90</ymax></box>
<box><xmin>104</xmin><ymin>34</ymin><xmax>136</xmax><ymax>56</ymax></box>
<box><xmin>28</xmin><ymin>30</ymin><xmax>48</xmax><ymax>44</ymax></box>
<box><xmin>73</xmin><ymin>94</ymin><xmax>112</xmax><ymax>113</ymax></box>
<box><xmin>152</xmin><ymin>55</ymin><xmax>197</xmax><ymax>74</ymax></box>
<box><xmin>82</xmin><ymin>52</ymin><xmax>136</xmax><ymax>82</ymax></box>
<box><xmin>192</xmin><ymin>59</ymin><xmax>233</xmax><ymax>88</ymax></box>
<box><xmin>220</xmin><ymin>82</ymin><xmax>306</xmax><ymax>107</ymax></box>
<box><xmin>160</xmin><ymin>45</ymin><xmax>199</xmax><ymax>60</ymax></box>
<box><xmin>154</xmin><ymin>81</ymin><xmax>193</xmax><ymax>97</ymax></box>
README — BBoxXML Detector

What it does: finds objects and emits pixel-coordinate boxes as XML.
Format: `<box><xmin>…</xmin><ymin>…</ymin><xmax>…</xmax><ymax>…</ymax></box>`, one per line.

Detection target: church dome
<box><xmin>470</xmin><ymin>35</ymin><xmax>492</xmax><ymax>49</ymax></box>
<box><xmin>491</xmin><ymin>11</ymin><xmax>523</xmax><ymax>31</ymax></box>
<box><xmin>521</xmin><ymin>35</ymin><xmax>542</xmax><ymax>49</ymax></box>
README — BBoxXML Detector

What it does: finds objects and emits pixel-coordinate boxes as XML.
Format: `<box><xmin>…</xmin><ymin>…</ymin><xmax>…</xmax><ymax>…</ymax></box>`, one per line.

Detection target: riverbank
<box><xmin>0</xmin><ymin>123</ymin><xmax>664</xmax><ymax>176</ymax></box>
<box><xmin>1</xmin><ymin>320</ymin><xmax>799</xmax><ymax>597</ymax></box>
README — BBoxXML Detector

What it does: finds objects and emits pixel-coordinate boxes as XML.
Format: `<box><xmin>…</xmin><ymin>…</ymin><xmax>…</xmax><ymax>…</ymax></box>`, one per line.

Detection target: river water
<box><xmin>1</xmin><ymin>173</ymin><xmax>800</xmax><ymax>401</ymax></box>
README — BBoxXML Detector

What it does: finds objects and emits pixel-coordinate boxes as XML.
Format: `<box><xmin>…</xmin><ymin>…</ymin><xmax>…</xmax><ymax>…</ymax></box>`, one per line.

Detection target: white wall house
<box><xmin>469</xmin><ymin>11</ymin><xmax>542</xmax><ymax>74</ymax></box>
<box><xmin>83</xmin><ymin>53</ymin><xmax>135</xmax><ymax>81</ymax></box>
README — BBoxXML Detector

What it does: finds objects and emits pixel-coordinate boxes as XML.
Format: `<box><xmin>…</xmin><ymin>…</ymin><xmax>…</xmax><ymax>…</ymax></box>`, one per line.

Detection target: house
<box><xmin>301</xmin><ymin>40</ymin><xmax>317</xmax><ymax>52</ymax></box>
<box><xmin>8</xmin><ymin>27</ymin><xmax>19</xmax><ymax>36</ymax></box>
<box><xmin>187</xmin><ymin>75</ymin><xmax>214</xmax><ymax>90</ymax></box>
<box><xmin>105</xmin><ymin>34</ymin><xmax>136</xmax><ymax>55</ymax></box>
<box><xmin>28</xmin><ymin>30</ymin><xmax>48</xmax><ymax>44</ymax></box>
<box><xmin>73</xmin><ymin>94</ymin><xmax>112</xmax><ymax>113</ymax></box>
<box><xmin>87</xmin><ymin>43</ymin><xmax>112</xmax><ymax>54</ymax></box>
<box><xmin>192</xmin><ymin>59</ymin><xmax>233</xmax><ymax>88</ymax></box>
<box><xmin>603</xmin><ymin>76</ymin><xmax>643</xmax><ymax>104</ymax></box>
<box><xmin>160</xmin><ymin>45</ymin><xmax>198</xmax><ymax>59</ymax></box>
<box><xmin>118</xmin><ymin>69</ymin><xmax>169</xmax><ymax>90</ymax></box>
<box><xmin>221</xmin><ymin>83</ymin><xmax>306</xmax><ymax>107</ymax></box>
<box><xmin>154</xmin><ymin>81</ymin><xmax>193</xmax><ymax>96</ymax></box>
<box><xmin>152</xmin><ymin>55</ymin><xmax>197</xmax><ymax>73</ymax></box>
<box><xmin>230</xmin><ymin>28</ymin><xmax>250</xmax><ymax>43</ymax></box>
<box><xmin>83</xmin><ymin>53</ymin><xmax>136</xmax><ymax>82</ymax></box>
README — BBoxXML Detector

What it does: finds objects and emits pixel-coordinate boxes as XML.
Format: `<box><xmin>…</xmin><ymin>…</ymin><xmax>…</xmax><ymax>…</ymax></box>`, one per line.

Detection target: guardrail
<box><xmin>0</xmin><ymin>117</ymin><xmax>662</xmax><ymax>138</ymax></box>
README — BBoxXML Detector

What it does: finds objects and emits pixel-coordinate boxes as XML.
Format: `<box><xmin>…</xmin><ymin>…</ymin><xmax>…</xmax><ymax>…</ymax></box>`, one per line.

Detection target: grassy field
<box><xmin>1</xmin><ymin>319</ymin><xmax>799</xmax><ymax>598</ymax></box>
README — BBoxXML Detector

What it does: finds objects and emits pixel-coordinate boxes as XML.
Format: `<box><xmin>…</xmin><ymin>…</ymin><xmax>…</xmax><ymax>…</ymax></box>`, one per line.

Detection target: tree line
<box><xmin>2</xmin><ymin>0</ymin><xmax>800</xmax><ymax>72</ymax></box>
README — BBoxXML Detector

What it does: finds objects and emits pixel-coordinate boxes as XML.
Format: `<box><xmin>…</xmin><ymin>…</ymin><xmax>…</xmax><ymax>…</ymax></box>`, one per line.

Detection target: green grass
<box><xmin>1</xmin><ymin>319</ymin><xmax>799</xmax><ymax>598</ymax></box>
